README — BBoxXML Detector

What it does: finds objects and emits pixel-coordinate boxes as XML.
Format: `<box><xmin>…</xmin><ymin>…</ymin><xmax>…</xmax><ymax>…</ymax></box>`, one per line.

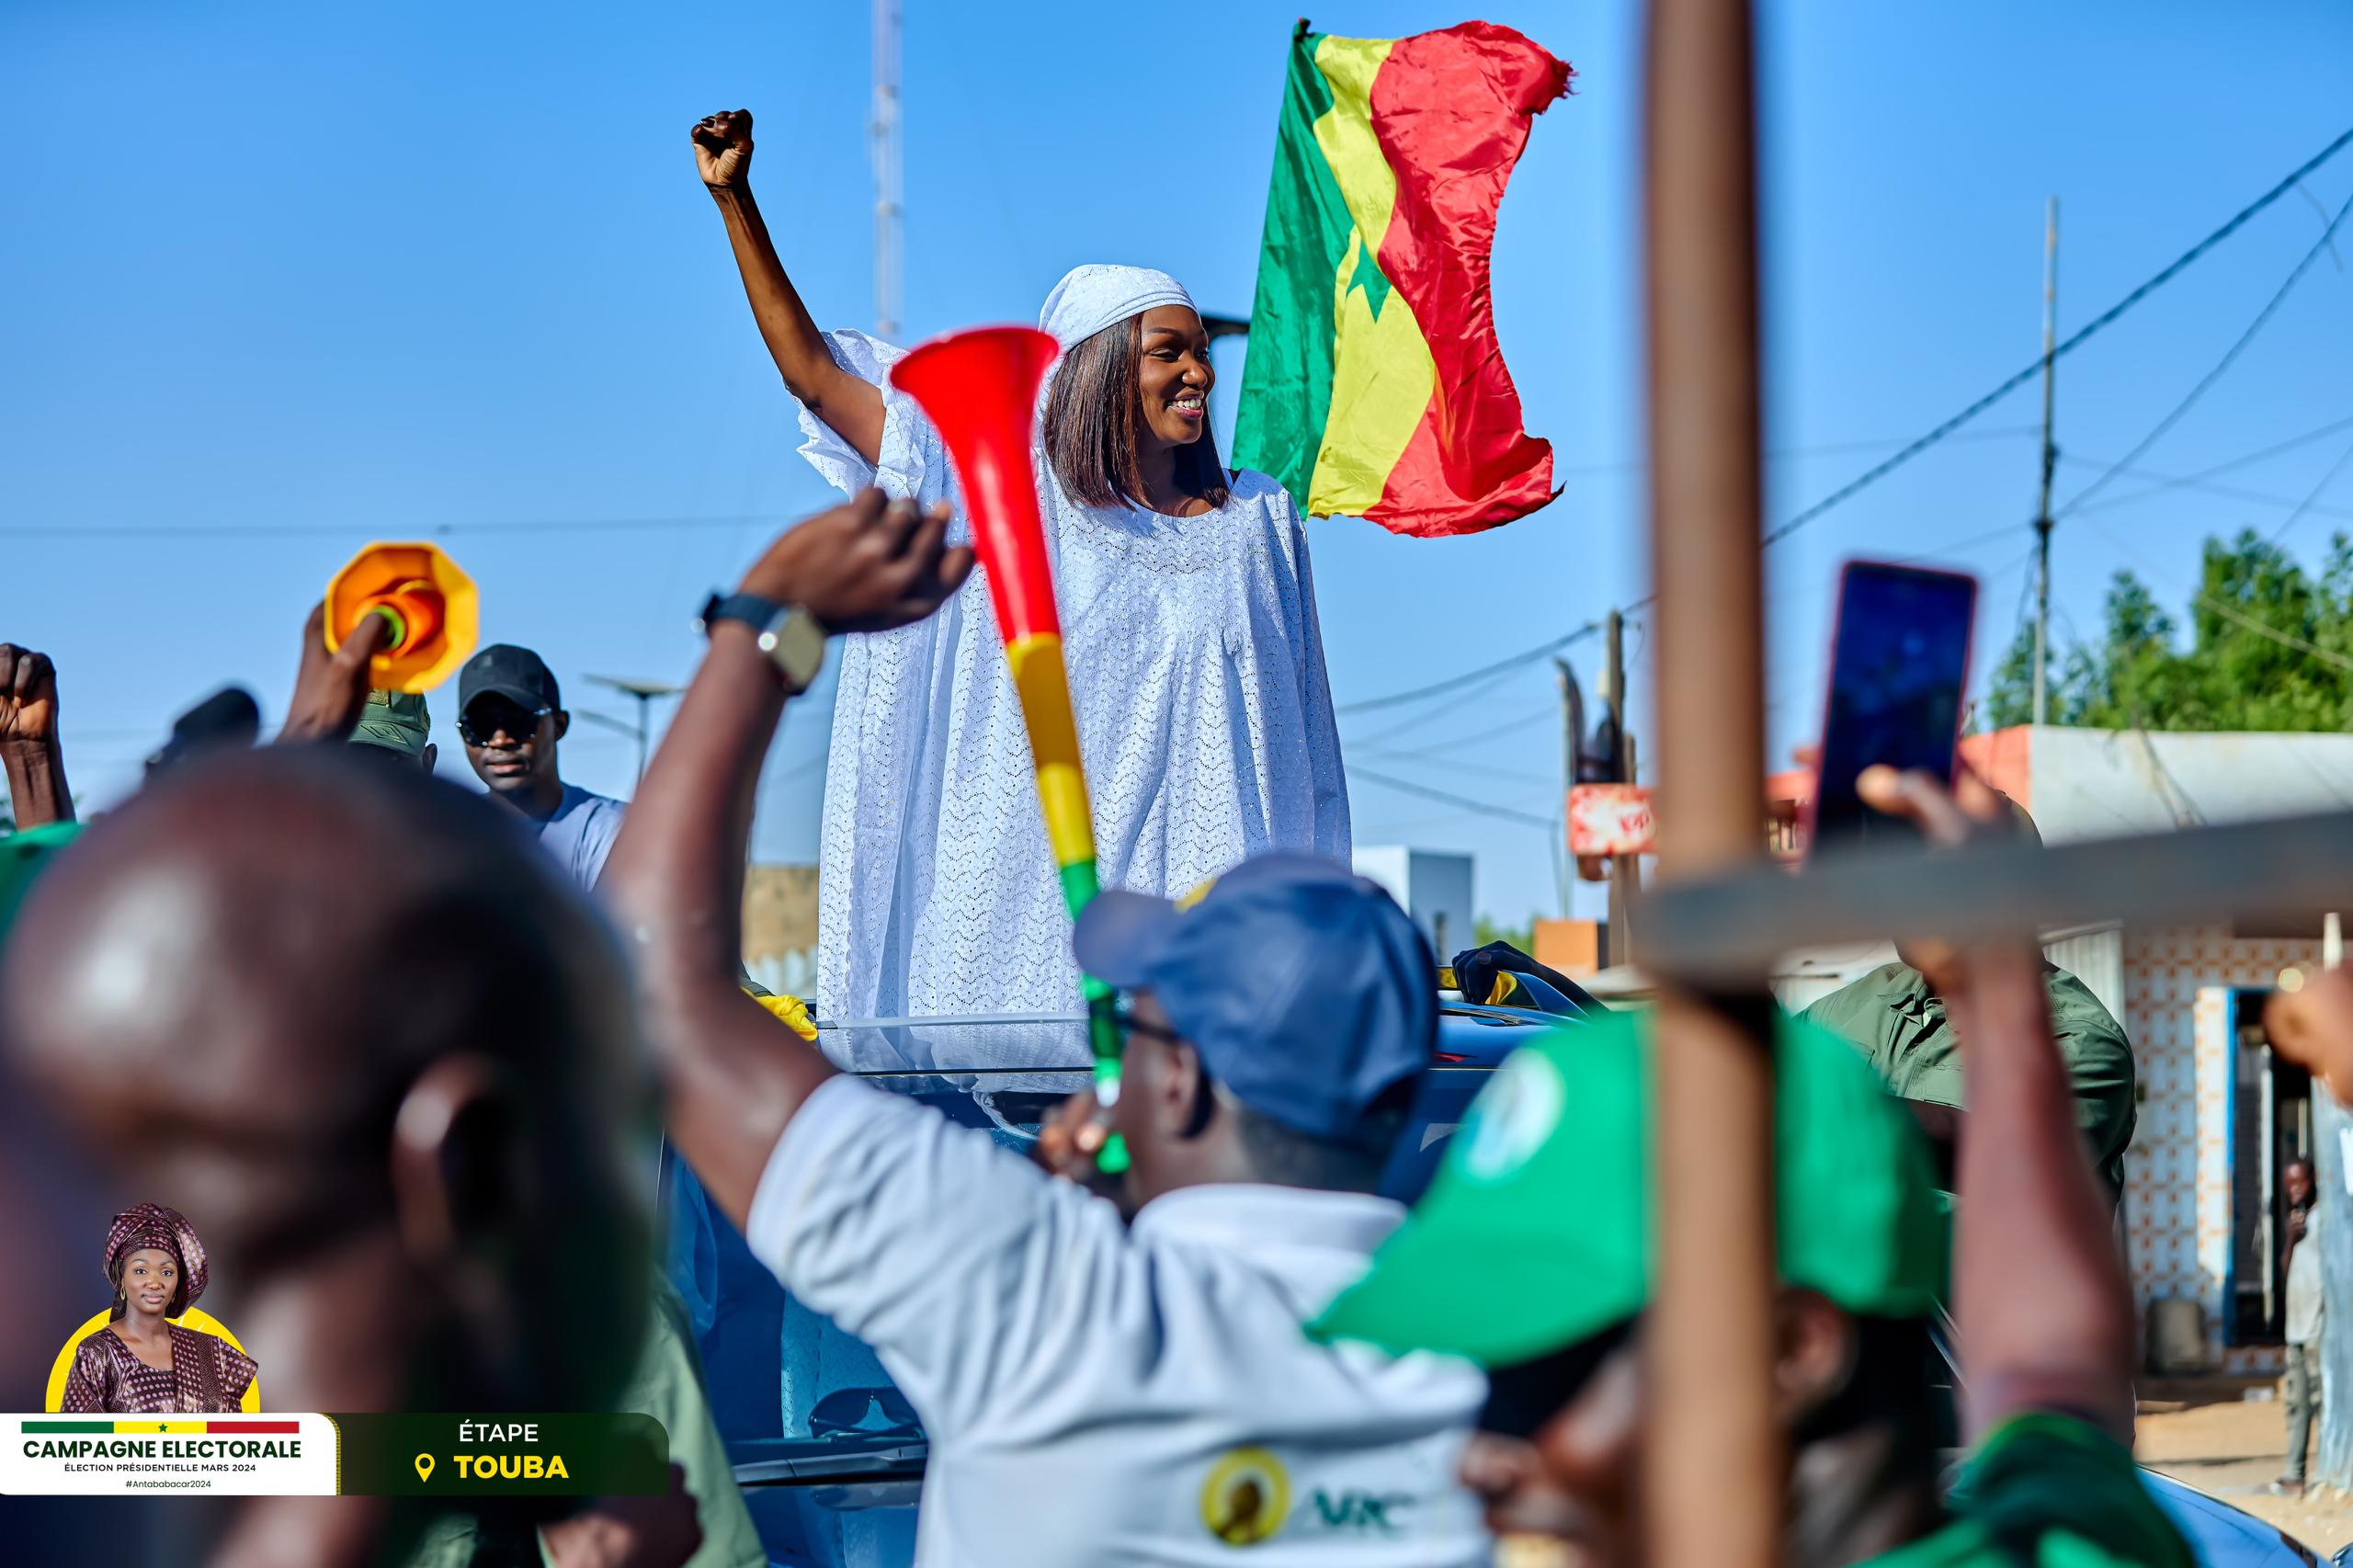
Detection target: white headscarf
<box><xmin>1036</xmin><ymin>264</ymin><xmax>1196</xmax><ymax>350</ymax></box>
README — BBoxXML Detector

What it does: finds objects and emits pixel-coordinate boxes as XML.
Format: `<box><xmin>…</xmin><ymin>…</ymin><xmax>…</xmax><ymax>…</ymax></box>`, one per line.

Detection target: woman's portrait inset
<box><xmin>61</xmin><ymin>1203</ymin><xmax>258</xmax><ymax>1414</ymax></box>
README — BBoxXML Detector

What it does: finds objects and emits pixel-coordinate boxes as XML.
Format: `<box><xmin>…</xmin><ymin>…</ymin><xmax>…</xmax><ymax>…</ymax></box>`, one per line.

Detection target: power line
<box><xmin>1338</xmin><ymin>432</ymin><xmax>2052</xmax><ymax>723</ymax></box>
<box><xmin>0</xmin><ymin>437</ymin><xmax>2036</xmax><ymax>543</ymax></box>
<box><xmin>1335</xmin><ymin>623</ymin><xmax>1599</xmax><ymax>716</ymax></box>
<box><xmin>2267</xmin><ymin>434</ymin><xmax>2353</xmax><ymax>544</ymax></box>
<box><xmin>1356</xmin><ymin>701</ymin><xmax>1560</xmax><ymax>763</ymax></box>
<box><xmin>0</xmin><ymin>513</ymin><xmax>799</xmax><ymax>541</ymax></box>
<box><xmin>2059</xmin><ymin>453</ymin><xmax>2353</xmax><ymax>527</ymax></box>
<box><xmin>2070</xmin><ymin>411</ymin><xmax>2353</xmax><ymax>514</ymax></box>
<box><xmin>1551</xmin><ymin>425</ymin><xmax>2041</xmax><ymax>477</ymax></box>
<box><xmin>1758</xmin><ymin>124</ymin><xmax>2353</xmax><ymax>551</ymax></box>
<box><xmin>2056</xmin><ymin>182</ymin><xmax>2353</xmax><ymax>517</ymax></box>
<box><xmin>1347</xmin><ymin>767</ymin><xmax>1561</xmax><ymax>829</ymax></box>
<box><xmin>1353</xmin><ymin>749</ymin><xmax>1564</xmax><ymax>788</ymax></box>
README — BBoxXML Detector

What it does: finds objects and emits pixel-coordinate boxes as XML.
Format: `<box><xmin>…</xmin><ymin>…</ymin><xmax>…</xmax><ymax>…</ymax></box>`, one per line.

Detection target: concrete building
<box><xmin>1773</xmin><ymin>726</ymin><xmax>2353</xmax><ymax>1373</ymax></box>
<box><xmin>743</xmin><ymin>864</ymin><xmax>819</xmax><ymax>1000</ymax></box>
<box><xmin>1352</xmin><ymin>846</ymin><xmax>1475</xmax><ymax>965</ymax></box>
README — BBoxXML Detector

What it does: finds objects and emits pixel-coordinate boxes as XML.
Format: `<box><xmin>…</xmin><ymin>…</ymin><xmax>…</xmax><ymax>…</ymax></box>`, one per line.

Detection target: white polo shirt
<box><xmin>745</xmin><ymin>1074</ymin><xmax>1491</xmax><ymax>1567</ymax></box>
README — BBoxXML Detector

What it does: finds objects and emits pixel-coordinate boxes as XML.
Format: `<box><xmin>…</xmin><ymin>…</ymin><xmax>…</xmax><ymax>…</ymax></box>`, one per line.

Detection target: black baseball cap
<box><xmin>460</xmin><ymin>644</ymin><xmax>561</xmax><ymax>715</ymax></box>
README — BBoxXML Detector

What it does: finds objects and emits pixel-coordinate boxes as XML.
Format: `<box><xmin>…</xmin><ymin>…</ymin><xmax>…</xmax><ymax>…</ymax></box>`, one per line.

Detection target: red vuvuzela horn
<box><xmin>890</xmin><ymin>328</ymin><xmax>1063</xmax><ymax>653</ymax></box>
<box><xmin>889</xmin><ymin>327</ymin><xmax>1092</xmax><ymax>906</ymax></box>
<box><xmin>890</xmin><ymin>326</ymin><xmax>1128</xmax><ymax>1171</ymax></box>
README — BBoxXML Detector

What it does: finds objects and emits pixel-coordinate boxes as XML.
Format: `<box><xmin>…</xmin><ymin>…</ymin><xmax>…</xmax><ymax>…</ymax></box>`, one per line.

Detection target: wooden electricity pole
<box><xmin>1643</xmin><ymin>0</ymin><xmax>1779</xmax><ymax>1563</ymax></box>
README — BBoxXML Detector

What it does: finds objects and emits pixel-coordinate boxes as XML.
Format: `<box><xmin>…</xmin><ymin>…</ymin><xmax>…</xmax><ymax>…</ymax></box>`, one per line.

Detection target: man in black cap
<box><xmin>458</xmin><ymin>643</ymin><xmax>625</xmax><ymax>889</ymax></box>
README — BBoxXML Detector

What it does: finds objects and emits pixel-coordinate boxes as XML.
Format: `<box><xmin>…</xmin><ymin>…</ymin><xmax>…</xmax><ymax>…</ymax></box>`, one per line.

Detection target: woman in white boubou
<box><xmin>693</xmin><ymin>108</ymin><xmax>1348</xmax><ymax>1018</ymax></box>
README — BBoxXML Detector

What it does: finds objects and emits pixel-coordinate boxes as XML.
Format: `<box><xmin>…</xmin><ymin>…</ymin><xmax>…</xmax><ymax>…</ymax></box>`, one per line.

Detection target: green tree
<box><xmin>1982</xmin><ymin>621</ymin><xmax>2083</xmax><ymax>729</ymax></box>
<box><xmin>1473</xmin><ymin>915</ymin><xmax>1534</xmax><ymax>953</ymax></box>
<box><xmin>1987</xmin><ymin>529</ymin><xmax>2353</xmax><ymax>734</ymax></box>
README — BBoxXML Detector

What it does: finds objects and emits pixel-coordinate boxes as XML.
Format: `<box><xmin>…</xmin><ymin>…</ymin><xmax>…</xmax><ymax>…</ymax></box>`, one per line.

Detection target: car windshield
<box><xmin>662</xmin><ymin>1010</ymin><xmax>1548</xmax><ymax>1461</ymax></box>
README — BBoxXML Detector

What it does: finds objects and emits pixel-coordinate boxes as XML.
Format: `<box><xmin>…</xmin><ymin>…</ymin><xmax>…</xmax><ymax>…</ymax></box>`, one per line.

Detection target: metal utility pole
<box><xmin>584</xmin><ymin>676</ymin><xmax>685</xmax><ymax>784</ymax></box>
<box><xmin>1599</xmin><ymin>608</ymin><xmax>1637</xmax><ymax>967</ymax></box>
<box><xmin>2032</xmin><ymin>197</ymin><xmax>2059</xmax><ymax>724</ymax></box>
<box><xmin>1643</xmin><ymin>0</ymin><xmax>1777</xmax><ymax>1562</ymax></box>
<box><xmin>1555</xmin><ymin>656</ymin><xmax>1583</xmax><ymax>920</ymax></box>
<box><xmin>870</xmin><ymin>0</ymin><xmax>904</xmax><ymax>340</ymax></box>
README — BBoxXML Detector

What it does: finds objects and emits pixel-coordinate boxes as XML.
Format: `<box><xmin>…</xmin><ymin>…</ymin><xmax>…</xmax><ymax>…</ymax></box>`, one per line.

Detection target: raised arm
<box><xmin>0</xmin><ymin>644</ymin><xmax>73</xmax><ymax>828</ymax></box>
<box><xmin>693</xmin><ymin>110</ymin><xmax>885</xmax><ymax>468</ymax></box>
<box><xmin>599</xmin><ymin>491</ymin><xmax>970</xmax><ymax>1226</ymax></box>
<box><xmin>1863</xmin><ymin>767</ymin><xmax>2136</xmax><ymax>1441</ymax></box>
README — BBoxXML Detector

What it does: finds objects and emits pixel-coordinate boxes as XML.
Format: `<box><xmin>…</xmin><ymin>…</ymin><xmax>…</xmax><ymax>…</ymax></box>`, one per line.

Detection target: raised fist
<box><xmin>691</xmin><ymin>109</ymin><xmax>754</xmax><ymax>189</ymax></box>
<box><xmin>0</xmin><ymin>644</ymin><xmax>59</xmax><ymax>746</ymax></box>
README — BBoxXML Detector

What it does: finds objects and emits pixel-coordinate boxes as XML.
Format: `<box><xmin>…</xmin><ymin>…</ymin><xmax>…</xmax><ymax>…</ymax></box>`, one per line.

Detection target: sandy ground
<box><xmin>2138</xmin><ymin>1377</ymin><xmax>2351</xmax><ymax>1556</ymax></box>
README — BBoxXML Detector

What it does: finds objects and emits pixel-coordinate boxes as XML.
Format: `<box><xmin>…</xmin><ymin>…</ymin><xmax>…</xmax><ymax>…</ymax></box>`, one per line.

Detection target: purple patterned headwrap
<box><xmin>103</xmin><ymin>1203</ymin><xmax>208</xmax><ymax>1309</ymax></box>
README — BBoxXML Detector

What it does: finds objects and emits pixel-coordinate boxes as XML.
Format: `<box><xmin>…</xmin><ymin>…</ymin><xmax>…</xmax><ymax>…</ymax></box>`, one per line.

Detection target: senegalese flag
<box><xmin>1234</xmin><ymin>22</ymin><xmax>1570</xmax><ymax>538</ymax></box>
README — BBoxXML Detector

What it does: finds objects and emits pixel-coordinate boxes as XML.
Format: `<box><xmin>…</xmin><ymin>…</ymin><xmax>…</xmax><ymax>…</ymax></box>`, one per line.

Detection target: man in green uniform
<box><xmin>1799</xmin><ymin>804</ymin><xmax>2136</xmax><ymax>1199</ymax></box>
<box><xmin>347</xmin><ymin>687</ymin><xmax>439</xmax><ymax>768</ymax></box>
<box><xmin>1315</xmin><ymin>768</ymin><xmax>2188</xmax><ymax>1568</ymax></box>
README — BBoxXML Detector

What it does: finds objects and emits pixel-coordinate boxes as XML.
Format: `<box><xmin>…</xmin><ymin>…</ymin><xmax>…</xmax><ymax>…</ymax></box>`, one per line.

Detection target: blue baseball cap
<box><xmin>1073</xmin><ymin>852</ymin><xmax>1437</xmax><ymax>1145</ymax></box>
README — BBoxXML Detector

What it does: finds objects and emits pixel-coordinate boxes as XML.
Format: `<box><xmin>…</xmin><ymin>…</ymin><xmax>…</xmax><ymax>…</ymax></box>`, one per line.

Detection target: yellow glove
<box><xmin>747</xmin><ymin>990</ymin><xmax>818</xmax><ymax>1041</ymax></box>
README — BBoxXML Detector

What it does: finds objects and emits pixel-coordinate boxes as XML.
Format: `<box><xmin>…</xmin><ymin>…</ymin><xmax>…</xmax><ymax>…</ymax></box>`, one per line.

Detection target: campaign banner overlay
<box><xmin>5</xmin><ymin>1414</ymin><xmax>667</xmax><ymax>1496</ymax></box>
<box><xmin>338</xmin><ymin>1414</ymin><xmax>669</xmax><ymax>1497</ymax></box>
<box><xmin>7</xmin><ymin>1415</ymin><xmax>335</xmax><ymax>1495</ymax></box>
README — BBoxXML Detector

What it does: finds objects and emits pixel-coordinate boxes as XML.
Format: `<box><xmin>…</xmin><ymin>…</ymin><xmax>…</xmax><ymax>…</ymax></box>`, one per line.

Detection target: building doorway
<box><xmin>2228</xmin><ymin>986</ymin><xmax>2315</xmax><ymax>1346</ymax></box>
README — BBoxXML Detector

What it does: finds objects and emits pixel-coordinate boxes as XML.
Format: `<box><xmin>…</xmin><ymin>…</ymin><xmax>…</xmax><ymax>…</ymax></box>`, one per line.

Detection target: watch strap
<box><xmin>698</xmin><ymin>591</ymin><xmax>787</xmax><ymax>635</ymax></box>
<box><xmin>698</xmin><ymin>591</ymin><xmax>827</xmax><ymax>690</ymax></box>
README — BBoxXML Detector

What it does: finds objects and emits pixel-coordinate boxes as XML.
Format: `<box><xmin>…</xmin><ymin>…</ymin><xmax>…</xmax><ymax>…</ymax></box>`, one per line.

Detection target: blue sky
<box><xmin>4</xmin><ymin>0</ymin><xmax>2350</xmax><ymax>926</ymax></box>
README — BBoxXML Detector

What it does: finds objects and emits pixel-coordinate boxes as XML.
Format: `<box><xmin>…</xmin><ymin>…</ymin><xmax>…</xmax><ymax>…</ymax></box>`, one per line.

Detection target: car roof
<box><xmin>811</xmin><ymin>1004</ymin><xmax>1587</xmax><ymax>1075</ymax></box>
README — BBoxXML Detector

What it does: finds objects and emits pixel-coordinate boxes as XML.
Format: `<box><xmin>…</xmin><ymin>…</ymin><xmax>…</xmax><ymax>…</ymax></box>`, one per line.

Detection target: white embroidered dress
<box><xmin>797</xmin><ymin>271</ymin><xmax>1349</xmax><ymax>1020</ymax></box>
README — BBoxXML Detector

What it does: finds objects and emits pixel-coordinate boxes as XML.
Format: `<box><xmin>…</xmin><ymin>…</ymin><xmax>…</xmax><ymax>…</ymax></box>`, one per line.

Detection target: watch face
<box><xmin>764</xmin><ymin>608</ymin><xmax>826</xmax><ymax>687</ymax></box>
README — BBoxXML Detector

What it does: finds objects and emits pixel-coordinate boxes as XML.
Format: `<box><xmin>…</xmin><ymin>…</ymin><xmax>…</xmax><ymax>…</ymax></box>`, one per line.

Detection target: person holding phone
<box><xmin>1797</xmin><ymin>872</ymin><xmax>2137</xmax><ymax>1202</ymax></box>
<box><xmin>1797</xmin><ymin>562</ymin><xmax>2135</xmax><ymax>1201</ymax></box>
<box><xmin>1314</xmin><ymin>766</ymin><xmax>2190</xmax><ymax>1568</ymax></box>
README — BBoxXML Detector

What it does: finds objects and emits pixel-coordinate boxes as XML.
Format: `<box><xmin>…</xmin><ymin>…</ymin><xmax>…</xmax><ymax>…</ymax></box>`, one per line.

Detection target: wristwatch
<box><xmin>697</xmin><ymin>591</ymin><xmax>827</xmax><ymax>692</ymax></box>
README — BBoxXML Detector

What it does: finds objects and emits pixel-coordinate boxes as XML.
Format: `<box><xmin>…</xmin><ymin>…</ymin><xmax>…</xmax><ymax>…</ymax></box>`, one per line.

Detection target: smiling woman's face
<box><xmin>1134</xmin><ymin>305</ymin><xmax>1214</xmax><ymax>449</ymax></box>
<box><xmin>120</xmin><ymin>1247</ymin><xmax>178</xmax><ymax>1316</ymax></box>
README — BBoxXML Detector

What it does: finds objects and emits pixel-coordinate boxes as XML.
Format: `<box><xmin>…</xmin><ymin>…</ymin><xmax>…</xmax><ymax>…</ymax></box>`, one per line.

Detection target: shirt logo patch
<box><xmin>1200</xmin><ymin>1446</ymin><xmax>1290</xmax><ymax>1546</ymax></box>
<box><xmin>1460</xmin><ymin>1050</ymin><xmax>1566</xmax><ymax>1182</ymax></box>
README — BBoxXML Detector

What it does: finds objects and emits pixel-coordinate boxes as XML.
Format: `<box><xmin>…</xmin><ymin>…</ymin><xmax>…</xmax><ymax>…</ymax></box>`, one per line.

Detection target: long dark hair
<box><xmin>1041</xmin><ymin>315</ymin><xmax>1231</xmax><ymax>512</ymax></box>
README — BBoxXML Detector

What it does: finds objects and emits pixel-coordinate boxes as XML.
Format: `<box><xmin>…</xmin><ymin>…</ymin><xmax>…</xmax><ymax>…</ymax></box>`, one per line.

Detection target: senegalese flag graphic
<box><xmin>1234</xmin><ymin>22</ymin><xmax>1570</xmax><ymax>538</ymax></box>
<box><xmin>22</xmin><ymin>1419</ymin><xmax>300</xmax><ymax>1434</ymax></box>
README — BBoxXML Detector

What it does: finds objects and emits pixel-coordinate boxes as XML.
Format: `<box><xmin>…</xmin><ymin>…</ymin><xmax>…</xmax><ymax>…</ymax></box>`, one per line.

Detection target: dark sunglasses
<box><xmin>1109</xmin><ymin>994</ymin><xmax>1185</xmax><ymax>1049</ymax></box>
<box><xmin>457</xmin><ymin>704</ymin><xmax>551</xmax><ymax>746</ymax></box>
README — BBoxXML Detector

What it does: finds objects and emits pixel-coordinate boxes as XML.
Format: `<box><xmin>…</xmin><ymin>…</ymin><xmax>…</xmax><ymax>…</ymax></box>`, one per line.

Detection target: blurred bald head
<box><xmin>1</xmin><ymin>745</ymin><xmax>648</xmax><ymax>1423</ymax></box>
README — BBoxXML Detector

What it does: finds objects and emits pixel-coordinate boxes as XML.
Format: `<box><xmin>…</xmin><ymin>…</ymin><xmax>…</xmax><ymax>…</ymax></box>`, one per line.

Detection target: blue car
<box><xmin>661</xmin><ymin>1002</ymin><xmax>2322</xmax><ymax>1568</ymax></box>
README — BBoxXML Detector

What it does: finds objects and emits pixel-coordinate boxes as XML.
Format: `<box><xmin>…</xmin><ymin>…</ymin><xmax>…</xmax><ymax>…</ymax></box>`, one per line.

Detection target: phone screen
<box><xmin>1809</xmin><ymin>562</ymin><xmax>1977</xmax><ymax>853</ymax></box>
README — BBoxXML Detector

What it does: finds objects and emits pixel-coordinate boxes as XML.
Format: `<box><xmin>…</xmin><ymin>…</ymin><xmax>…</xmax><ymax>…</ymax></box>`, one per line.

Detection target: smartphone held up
<box><xmin>1803</xmin><ymin>561</ymin><xmax>1978</xmax><ymax>857</ymax></box>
